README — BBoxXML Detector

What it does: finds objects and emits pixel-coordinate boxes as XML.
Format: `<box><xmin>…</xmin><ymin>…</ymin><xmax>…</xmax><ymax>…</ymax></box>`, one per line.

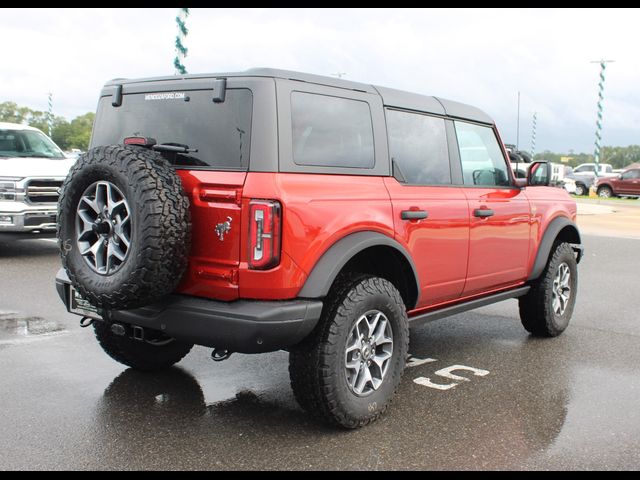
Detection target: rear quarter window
<box><xmin>290</xmin><ymin>91</ymin><xmax>374</xmax><ymax>169</ymax></box>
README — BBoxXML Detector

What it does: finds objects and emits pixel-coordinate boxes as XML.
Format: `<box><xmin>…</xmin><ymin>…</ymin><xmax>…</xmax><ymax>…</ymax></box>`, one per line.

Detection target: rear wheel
<box><xmin>94</xmin><ymin>320</ymin><xmax>193</xmax><ymax>371</ymax></box>
<box><xmin>519</xmin><ymin>243</ymin><xmax>577</xmax><ymax>337</ymax></box>
<box><xmin>574</xmin><ymin>183</ymin><xmax>586</xmax><ymax>196</ymax></box>
<box><xmin>289</xmin><ymin>275</ymin><xmax>409</xmax><ymax>428</ymax></box>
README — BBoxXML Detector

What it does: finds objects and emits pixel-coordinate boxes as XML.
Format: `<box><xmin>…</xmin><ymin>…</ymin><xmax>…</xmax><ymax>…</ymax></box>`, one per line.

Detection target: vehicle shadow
<box><xmin>88</xmin><ymin>310</ymin><xmax>572</xmax><ymax>470</ymax></box>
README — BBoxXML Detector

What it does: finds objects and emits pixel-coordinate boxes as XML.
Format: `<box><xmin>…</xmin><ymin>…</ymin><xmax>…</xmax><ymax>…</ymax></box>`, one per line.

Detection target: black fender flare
<box><xmin>528</xmin><ymin>216</ymin><xmax>582</xmax><ymax>281</ymax></box>
<box><xmin>298</xmin><ymin>231</ymin><xmax>420</xmax><ymax>304</ymax></box>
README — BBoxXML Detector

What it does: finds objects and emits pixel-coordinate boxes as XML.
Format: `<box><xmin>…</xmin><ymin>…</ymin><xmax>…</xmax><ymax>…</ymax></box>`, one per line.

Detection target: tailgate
<box><xmin>176</xmin><ymin>170</ymin><xmax>246</xmax><ymax>301</ymax></box>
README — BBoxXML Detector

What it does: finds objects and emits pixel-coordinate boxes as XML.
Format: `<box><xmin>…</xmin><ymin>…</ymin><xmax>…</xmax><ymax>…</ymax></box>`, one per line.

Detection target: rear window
<box><xmin>291</xmin><ymin>91</ymin><xmax>374</xmax><ymax>168</ymax></box>
<box><xmin>91</xmin><ymin>89</ymin><xmax>252</xmax><ymax>170</ymax></box>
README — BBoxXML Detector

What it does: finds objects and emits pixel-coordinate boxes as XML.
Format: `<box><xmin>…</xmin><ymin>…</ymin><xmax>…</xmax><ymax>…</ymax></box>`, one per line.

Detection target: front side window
<box><xmin>576</xmin><ymin>165</ymin><xmax>595</xmax><ymax>173</ymax></box>
<box><xmin>386</xmin><ymin>109</ymin><xmax>451</xmax><ymax>185</ymax></box>
<box><xmin>454</xmin><ymin>121</ymin><xmax>510</xmax><ymax>187</ymax></box>
<box><xmin>291</xmin><ymin>91</ymin><xmax>374</xmax><ymax>168</ymax></box>
<box><xmin>622</xmin><ymin>169</ymin><xmax>640</xmax><ymax>180</ymax></box>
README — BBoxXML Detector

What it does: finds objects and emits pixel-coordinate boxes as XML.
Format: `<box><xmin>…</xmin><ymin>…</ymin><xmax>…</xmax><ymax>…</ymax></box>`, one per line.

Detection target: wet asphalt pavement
<box><xmin>1</xmin><ymin>234</ymin><xmax>639</xmax><ymax>470</ymax></box>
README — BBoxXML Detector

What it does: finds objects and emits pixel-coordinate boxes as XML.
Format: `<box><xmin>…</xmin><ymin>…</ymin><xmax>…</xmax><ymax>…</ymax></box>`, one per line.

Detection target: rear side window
<box><xmin>386</xmin><ymin>109</ymin><xmax>450</xmax><ymax>185</ymax></box>
<box><xmin>91</xmin><ymin>89</ymin><xmax>252</xmax><ymax>170</ymax></box>
<box><xmin>455</xmin><ymin>121</ymin><xmax>511</xmax><ymax>187</ymax></box>
<box><xmin>291</xmin><ymin>91</ymin><xmax>374</xmax><ymax>168</ymax></box>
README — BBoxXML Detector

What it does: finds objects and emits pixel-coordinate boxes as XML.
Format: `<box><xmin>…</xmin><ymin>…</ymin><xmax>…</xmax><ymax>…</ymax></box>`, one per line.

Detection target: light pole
<box><xmin>530</xmin><ymin>111</ymin><xmax>537</xmax><ymax>158</ymax></box>
<box><xmin>47</xmin><ymin>92</ymin><xmax>53</xmax><ymax>137</ymax></box>
<box><xmin>591</xmin><ymin>59</ymin><xmax>614</xmax><ymax>178</ymax></box>
<box><xmin>174</xmin><ymin>8</ymin><xmax>190</xmax><ymax>75</ymax></box>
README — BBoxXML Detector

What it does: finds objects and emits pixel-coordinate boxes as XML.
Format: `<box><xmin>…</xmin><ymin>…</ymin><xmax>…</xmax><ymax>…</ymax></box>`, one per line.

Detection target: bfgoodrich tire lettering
<box><xmin>289</xmin><ymin>275</ymin><xmax>409</xmax><ymax>428</ymax></box>
<box><xmin>519</xmin><ymin>242</ymin><xmax>578</xmax><ymax>337</ymax></box>
<box><xmin>57</xmin><ymin>145</ymin><xmax>191</xmax><ymax>310</ymax></box>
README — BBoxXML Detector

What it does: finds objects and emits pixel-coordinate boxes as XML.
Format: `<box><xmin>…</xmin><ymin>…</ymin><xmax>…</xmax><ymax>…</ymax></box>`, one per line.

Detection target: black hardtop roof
<box><xmin>105</xmin><ymin>68</ymin><xmax>494</xmax><ymax>125</ymax></box>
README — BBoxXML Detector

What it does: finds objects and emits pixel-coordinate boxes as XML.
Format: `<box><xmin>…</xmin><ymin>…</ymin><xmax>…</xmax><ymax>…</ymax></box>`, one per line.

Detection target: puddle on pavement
<box><xmin>0</xmin><ymin>311</ymin><xmax>65</xmax><ymax>337</ymax></box>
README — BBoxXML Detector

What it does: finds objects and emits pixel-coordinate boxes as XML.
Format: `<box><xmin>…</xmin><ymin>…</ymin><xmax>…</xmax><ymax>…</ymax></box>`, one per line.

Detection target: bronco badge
<box><xmin>215</xmin><ymin>216</ymin><xmax>232</xmax><ymax>241</ymax></box>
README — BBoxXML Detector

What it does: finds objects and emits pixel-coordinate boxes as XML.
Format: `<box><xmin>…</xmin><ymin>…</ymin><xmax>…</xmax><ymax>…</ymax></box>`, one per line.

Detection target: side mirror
<box><xmin>514</xmin><ymin>178</ymin><xmax>527</xmax><ymax>188</ymax></box>
<box><xmin>528</xmin><ymin>161</ymin><xmax>552</xmax><ymax>186</ymax></box>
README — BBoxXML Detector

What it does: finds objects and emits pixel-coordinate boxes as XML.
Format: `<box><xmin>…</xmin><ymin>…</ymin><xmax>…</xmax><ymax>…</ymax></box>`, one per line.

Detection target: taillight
<box><xmin>248</xmin><ymin>199</ymin><xmax>281</xmax><ymax>270</ymax></box>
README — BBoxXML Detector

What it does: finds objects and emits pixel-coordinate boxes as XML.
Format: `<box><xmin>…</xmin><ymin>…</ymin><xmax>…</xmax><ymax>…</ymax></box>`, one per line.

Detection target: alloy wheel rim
<box><xmin>76</xmin><ymin>181</ymin><xmax>132</xmax><ymax>275</ymax></box>
<box><xmin>552</xmin><ymin>262</ymin><xmax>571</xmax><ymax>315</ymax></box>
<box><xmin>344</xmin><ymin>310</ymin><xmax>394</xmax><ymax>397</ymax></box>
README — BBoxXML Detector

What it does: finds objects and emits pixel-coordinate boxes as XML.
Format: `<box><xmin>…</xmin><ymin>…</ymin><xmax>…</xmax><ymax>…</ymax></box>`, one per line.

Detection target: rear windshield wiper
<box><xmin>152</xmin><ymin>142</ymin><xmax>199</xmax><ymax>154</ymax></box>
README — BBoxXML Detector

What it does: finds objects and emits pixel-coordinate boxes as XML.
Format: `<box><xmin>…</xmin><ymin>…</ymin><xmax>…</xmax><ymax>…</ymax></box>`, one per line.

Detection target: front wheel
<box><xmin>519</xmin><ymin>242</ymin><xmax>578</xmax><ymax>337</ymax></box>
<box><xmin>574</xmin><ymin>183</ymin><xmax>586</xmax><ymax>196</ymax></box>
<box><xmin>289</xmin><ymin>275</ymin><xmax>409</xmax><ymax>428</ymax></box>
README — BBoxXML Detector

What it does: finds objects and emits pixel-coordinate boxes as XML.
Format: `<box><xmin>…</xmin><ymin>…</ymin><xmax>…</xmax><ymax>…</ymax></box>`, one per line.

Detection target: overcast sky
<box><xmin>2</xmin><ymin>8</ymin><xmax>638</xmax><ymax>153</ymax></box>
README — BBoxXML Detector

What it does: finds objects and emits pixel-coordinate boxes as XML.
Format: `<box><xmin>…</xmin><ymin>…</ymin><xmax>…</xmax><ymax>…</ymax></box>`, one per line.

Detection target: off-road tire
<box><xmin>289</xmin><ymin>275</ymin><xmax>409</xmax><ymax>428</ymax></box>
<box><xmin>519</xmin><ymin>242</ymin><xmax>577</xmax><ymax>337</ymax></box>
<box><xmin>94</xmin><ymin>321</ymin><xmax>193</xmax><ymax>371</ymax></box>
<box><xmin>57</xmin><ymin>145</ymin><xmax>191</xmax><ymax>310</ymax></box>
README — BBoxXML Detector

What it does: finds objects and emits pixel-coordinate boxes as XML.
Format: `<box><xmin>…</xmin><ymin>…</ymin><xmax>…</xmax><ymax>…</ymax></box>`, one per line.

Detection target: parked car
<box><xmin>573</xmin><ymin>162</ymin><xmax>616</xmax><ymax>177</ymax></box>
<box><xmin>562</xmin><ymin>177</ymin><xmax>577</xmax><ymax>194</ymax></box>
<box><xmin>54</xmin><ymin>68</ymin><xmax>583</xmax><ymax>428</ymax></box>
<box><xmin>65</xmin><ymin>148</ymin><xmax>84</xmax><ymax>160</ymax></box>
<box><xmin>595</xmin><ymin>168</ymin><xmax>640</xmax><ymax>198</ymax></box>
<box><xmin>505</xmin><ymin>144</ymin><xmax>532</xmax><ymax>178</ymax></box>
<box><xmin>563</xmin><ymin>166</ymin><xmax>594</xmax><ymax>197</ymax></box>
<box><xmin>0</xmin><ymin>122</ymin><xmax>76</xmax><ymax>234</ymax></box>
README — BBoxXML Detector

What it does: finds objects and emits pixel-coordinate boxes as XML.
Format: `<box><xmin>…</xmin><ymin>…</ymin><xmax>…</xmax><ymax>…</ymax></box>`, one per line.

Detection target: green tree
<box><xmin>0</xmin><ymin>101</ymin><xmax>32</xmax><ymax>124</ymax></box>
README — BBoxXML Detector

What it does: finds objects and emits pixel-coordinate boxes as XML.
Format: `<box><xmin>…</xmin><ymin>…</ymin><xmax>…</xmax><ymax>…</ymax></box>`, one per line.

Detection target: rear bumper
<box><xmin>55</xmin><ymin>269</ymin><xmax>323</xmax><ymax>353</ymax></box>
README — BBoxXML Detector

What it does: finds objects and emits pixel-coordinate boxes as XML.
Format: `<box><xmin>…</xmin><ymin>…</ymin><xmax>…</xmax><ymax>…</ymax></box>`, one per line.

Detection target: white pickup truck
<box><xmin>573</xmin><ymin>163</ymin><xmax>617</xmax><ymax>177</ymax></box>
<box><xmin>0</xmin><ymin>122</ymin><xmax>75</xmax><ymax>234</ymax></box>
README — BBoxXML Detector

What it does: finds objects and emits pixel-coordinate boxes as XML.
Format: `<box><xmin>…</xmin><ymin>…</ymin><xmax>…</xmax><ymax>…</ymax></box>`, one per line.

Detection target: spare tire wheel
<box><xmin>57</xmin><ymin>145</ymin><xmax>191</xmax><ymax>310</ymax></box>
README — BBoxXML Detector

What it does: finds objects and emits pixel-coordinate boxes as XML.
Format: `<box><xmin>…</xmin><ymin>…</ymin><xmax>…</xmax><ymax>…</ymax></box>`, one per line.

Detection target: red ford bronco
<box><xmin>55</xmin><ymin>69</ymin><xmax>583</xmax><ymax>428</ymax></box>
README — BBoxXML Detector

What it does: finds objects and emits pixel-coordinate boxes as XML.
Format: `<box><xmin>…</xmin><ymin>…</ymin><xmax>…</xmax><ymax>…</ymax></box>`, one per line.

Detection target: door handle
<box><xmin>473</xmin><ymin>208</ymin><xmax>494</xmax><ymax>218</ymax></box>
<box><xmin>401</xmin><ymin>210</ymin><xmax>428</xmax><ymax>221</ymax></box>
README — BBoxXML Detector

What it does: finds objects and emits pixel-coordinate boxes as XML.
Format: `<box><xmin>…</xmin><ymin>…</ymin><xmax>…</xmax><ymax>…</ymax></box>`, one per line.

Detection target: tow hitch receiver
<box><xmin>132</xmin><ymin>325</ymin><xmax>145</xmax><ymax>341</ymax></box>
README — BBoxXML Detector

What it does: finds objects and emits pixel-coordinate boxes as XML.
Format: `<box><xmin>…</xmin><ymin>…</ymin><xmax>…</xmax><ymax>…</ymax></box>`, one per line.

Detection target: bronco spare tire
<box><xmin>57</xmin><ymin>145</ymin><xmax>191</xmax><ymax>310</ymax></box>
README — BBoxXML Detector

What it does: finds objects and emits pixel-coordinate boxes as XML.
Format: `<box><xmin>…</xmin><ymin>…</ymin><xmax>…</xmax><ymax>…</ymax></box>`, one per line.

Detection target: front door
<box><xmin>617</xmin><ymin>169</ymin><xmax>640</xmax><ymax>195</ymax></box>
<box><xmin>452</xmin><ymin>121</ymin><xmax>531</xmax><ymax>296</ymax></box>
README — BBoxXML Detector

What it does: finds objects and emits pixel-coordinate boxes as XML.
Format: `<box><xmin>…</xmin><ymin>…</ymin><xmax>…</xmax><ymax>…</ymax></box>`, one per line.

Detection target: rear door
<box><xmin>452</xmin><ymin>121</ymin><xmax>531</xmax><ymax>296</ymax></box>
<box><xmin>384</xmin><ymin>110</ymin><xmax>469</xmax><ymax>307</ymax></box>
